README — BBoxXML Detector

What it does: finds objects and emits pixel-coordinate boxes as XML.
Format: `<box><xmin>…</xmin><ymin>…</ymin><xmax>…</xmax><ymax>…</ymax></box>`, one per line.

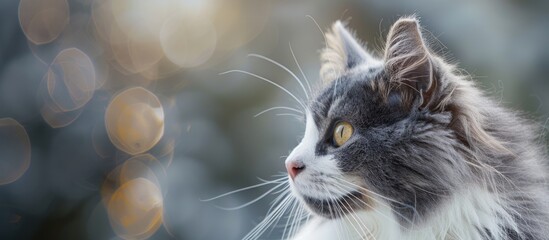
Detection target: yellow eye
<box><xmin>333</xmin><ymin>121</ymin><xmax>353</xmax><ymax>147</ymax></box>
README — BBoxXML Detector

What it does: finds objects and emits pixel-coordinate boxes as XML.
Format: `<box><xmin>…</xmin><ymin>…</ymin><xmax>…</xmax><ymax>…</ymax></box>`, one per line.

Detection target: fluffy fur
<box><xmin>245</xmin><ymin>16</ymin><xmax>549</xmax><ymax>240</ymax></box>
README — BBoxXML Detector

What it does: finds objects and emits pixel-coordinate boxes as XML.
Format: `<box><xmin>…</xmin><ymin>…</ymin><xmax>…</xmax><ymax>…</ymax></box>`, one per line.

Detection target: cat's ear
<box><xmin>383</xmin><ymin>17</ymin><xmax>439</xmax><ymax>109</ymax></box>
<box><xmin>320</xmin><ymin>21</ymin><xmax>375</xmax><ymax>83</ymax></box>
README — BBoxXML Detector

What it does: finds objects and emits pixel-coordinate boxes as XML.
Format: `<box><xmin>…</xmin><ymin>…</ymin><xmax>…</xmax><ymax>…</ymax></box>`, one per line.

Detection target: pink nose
<box><xmin>286</xmin><ymin>161</ymin><xmax>305</xmax><ymax>180</ymax></box>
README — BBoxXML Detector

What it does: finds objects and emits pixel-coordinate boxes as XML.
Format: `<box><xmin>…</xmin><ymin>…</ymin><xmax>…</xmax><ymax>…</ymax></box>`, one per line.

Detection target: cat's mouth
<box><xmin>300</xmin><ymin>191</ymin><xmax>365</xmax><ymax>219</ymax></box>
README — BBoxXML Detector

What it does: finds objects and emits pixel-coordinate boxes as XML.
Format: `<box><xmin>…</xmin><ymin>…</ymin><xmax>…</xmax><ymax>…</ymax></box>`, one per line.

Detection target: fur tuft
<box><xmin>320</xmin><ymin>21</ymin><xmax>348</xmax><ymax>83</ymax></box>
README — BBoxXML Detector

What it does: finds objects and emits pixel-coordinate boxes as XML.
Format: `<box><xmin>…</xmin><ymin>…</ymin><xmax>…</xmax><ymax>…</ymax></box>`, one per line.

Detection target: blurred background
<box><xmin>0</xmin><ymin>0</ymin><xmax>548</xmax><ymax>239</ymax></box>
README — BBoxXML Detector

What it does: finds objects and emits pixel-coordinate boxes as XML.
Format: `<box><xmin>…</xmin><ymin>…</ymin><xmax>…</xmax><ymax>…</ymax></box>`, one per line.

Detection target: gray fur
<box><xmin>303</xmin><ymin>17</ymin><xmax>549</xmax><ymax>239</ymax></box>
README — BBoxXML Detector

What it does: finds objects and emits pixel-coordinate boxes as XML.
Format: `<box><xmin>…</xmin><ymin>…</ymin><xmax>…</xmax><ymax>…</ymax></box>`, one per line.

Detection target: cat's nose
<box><xmin>286</xmin><ymin>160</ymin><xmax>305</xmax><ymax>180</ymax></box>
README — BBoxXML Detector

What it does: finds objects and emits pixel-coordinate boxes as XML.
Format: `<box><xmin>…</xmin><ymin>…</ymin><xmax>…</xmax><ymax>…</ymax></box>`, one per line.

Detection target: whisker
<box><xmin>276</xmin><ymin>113</ymin><xmax>304</xmax><ymax>121</ymax></box>
<box><xmin>283</xmin><ymin>198</ymin><xmax>301</xmax><ymax>239</ymax></box>
<box><xmin>281</xmin><ymin>201</ymin><xmax>296</xmax><ymax>239</ymax></box>
<box><xmin>266</xmin><ymin>195</ymin><xmax>294</xmax><ymax>236</ymax></box>
<box><xmin>331</xmin><ymin>195</ymin><xmax>365</xmax><ymax>238</ymax></box>
<box><xmin>306</xmin><ymin>15</ymin><xmax>327</xmax><ymax>44</ymax></box>
<box><xmin>248</xmin><ymin>53</ymin><xmax>310</xmax><ymax>100</ymax></box>
<box><xmin>266</xmin><ymin>187</ymin><xmax>291</xmax><ymax>214</ymax></box>
<box><xmin>220</xmin><ymin>70</ymin><xmax>307</xmax><ymax>110</ymax></box>
<box><xmin>245</xmin><ymin>196</ymin><xmax>289</xmax><ymax>240</ymax></box>
<box><xmin>267</xmin><ymin>172</ymin><xmax>290</xmax><ymax>179</ymax></box>
<box><xmin>324</xmin><ymin>182</ymin><xmax>372</xmax><ymax>239</ymax></box>
<box><xmin>244</xmin><ymin>193</ymin><xmax>294</xmax><ymax>240</ymax></box>
<box><xmin>332</xmin><ymin>181</ymin><xmax>413</xmax><ymax>229</ymax></box>
<box><xmin>333</xmin><ymin>199</ymin><xmax>346</xmax><ymax>240</ymax></box>
<box><xmin>256</xmin><ymin>175</ymin><xmax>288</xmax><ymax>185</ymax></box>
<box><xmin>201</xmin><ymin>177</ymin><xmax>286</xmax><ymax>201</ymax></box>
<box><xmin>254</xmin><ymin>106</ymin><xmax>303</xmax><ymax>118</ymax></box>
<box><xmin>293</xmin><ymin>204</ymin><xmax>309</xmax><ymax>237</ymax></box>
<box><xmin>217</xmin><ymin>181</ymin><xmax>287</xmax><ymax>210</ymax></box>
<box><xmin>289</xmin><ymin>42</ymin><xmax>312</xmax><ymax>94</ymax></box>
<box><xmin>272</xmin><ymin>184</ymin><xmax>290</xmax><ymax>195</ymax></box>
<box><xmin>339</xmin><ymin>196</ymin><xmax>373</xmax><ymax>239</ymax></box>
<box><xmin>324</xmin><ymin>184</ymin><xmax>347</xmax><ymax>240</ymax></box>
<box><xmin>334</xmin><ymin>177</ymin><xmax>417</xmax><ymax>212</ymax></box>
<box><xmin>307</xmin><ymin>14</ymin><xmax>343</xmax><ymax>87</ymax></box>
<box><xmin>337</xmin><ymin>187</ymin><xmax>378</xmax><ymax>240</ymax></box>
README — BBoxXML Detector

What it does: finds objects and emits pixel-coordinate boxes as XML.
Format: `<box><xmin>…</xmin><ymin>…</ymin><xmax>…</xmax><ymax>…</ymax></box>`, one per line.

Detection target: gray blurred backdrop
<box><xmin>1</xmin><ymin>0</ymin><xmax>548</xmax><ymax>239</ymax></box>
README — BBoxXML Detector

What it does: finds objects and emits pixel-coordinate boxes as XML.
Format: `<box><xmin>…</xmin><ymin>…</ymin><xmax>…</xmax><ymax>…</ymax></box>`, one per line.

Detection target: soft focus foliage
<box><xmin>0</xmin><ymin>0</ymin><xmax>548</xmax><ymax>239</ymax></box>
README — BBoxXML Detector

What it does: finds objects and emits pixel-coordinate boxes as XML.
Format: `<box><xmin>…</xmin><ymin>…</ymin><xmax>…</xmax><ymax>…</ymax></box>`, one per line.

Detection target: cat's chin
<box><xmin>299</xmin><ymin>191</ymin><xmax>365</xmax><ymax>219</ymax></box>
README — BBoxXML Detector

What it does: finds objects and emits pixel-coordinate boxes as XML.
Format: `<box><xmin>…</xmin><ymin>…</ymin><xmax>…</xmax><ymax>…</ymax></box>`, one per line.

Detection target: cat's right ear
<box><xmin>320</xmin><ymin>21</ymin><xmax>375</xmax><ymax>83</ymax></box>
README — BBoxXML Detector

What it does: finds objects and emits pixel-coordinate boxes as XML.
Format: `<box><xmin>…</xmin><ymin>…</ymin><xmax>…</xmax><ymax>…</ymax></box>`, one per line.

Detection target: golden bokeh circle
<box><xmin>0</xmin><ymin>118</ymin><xmax>31</xmax><ymax>185</ymax></box>
<box><xmin>105</xmin><ymin>87</ymin><xmax>165</xmax><ymax>155</ymax></box>
<box><xmin>18</xmin><ymin>0</ymin><xmax>70</xmax><ymax>45</ymax></box>
<box><xmin>107</xmin><ymin>177</ymin><xmax>163</xmax><ymax>240</ymax></box>
<box><xmin>100</xmin><ymin>154</ymin><xmax>165</xmax><ymax>206</ymax></box>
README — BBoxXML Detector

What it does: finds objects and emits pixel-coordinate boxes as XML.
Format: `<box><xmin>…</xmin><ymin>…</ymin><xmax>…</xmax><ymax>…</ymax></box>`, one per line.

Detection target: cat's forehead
<box><xmin>309</xmin><ymin>68</ymin><xmax>383</xmax><ymax>127</ymax></box>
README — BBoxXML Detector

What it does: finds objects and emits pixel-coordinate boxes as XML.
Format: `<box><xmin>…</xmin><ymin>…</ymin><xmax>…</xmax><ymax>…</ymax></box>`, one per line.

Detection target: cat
<box><xmin>243</xmin><ymin>16</ymin><xmax>549</xmax><ymax>240</ymax></box>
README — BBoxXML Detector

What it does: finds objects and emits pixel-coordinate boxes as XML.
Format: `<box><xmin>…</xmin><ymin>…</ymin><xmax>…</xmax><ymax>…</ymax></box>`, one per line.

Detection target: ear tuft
<box><xmin>320</xmin><ymin>21</ymin><xmax>374</xmax><ymax>83</ymax></box>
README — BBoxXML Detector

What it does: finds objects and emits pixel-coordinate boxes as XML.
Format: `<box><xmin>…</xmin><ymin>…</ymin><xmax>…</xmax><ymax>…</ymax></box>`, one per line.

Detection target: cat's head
<box><xmin>285</xmin><ymin>17</ymin><xmax>490</xmax><ymax>223</ymax></box>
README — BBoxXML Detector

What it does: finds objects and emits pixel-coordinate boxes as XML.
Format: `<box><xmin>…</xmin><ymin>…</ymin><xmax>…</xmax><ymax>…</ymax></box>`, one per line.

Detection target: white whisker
<box><xmin>254</xmin><ymin>106</ymin><xmax>303</xmax><ymax>118</ymax></box>
<box><xmin>201</xmin><ymin>177</ymin><xmax>286</xmax><ymax>202</ymax></box>
<box><xmin>289</xmin><ymin>42</ymin><xmax>312</xmax><ymax>94</ymax></box>
<box><xmin>244</xmin><ymin>193</ymin><xmax>294</xmax><ymax>240</ymax></box>
<box><xmin>284</xmin><ymin>198</ymin><xmax>301</xmax><ymax>239</ymax></box>
<box><xmin>217</xmin><ymin>181</ymin><xmax>287</xmax><ymax>210</ymax></box>
<box><xmin>220</xmin><ymin>70</ymin><xmax>307</xmax><ymax>110</ymax></box>
<box><xmin>306</xmin><ymin>15</ymin><xmax>327</xmax><ymax>45</ymax></box>
<box><xmin>340</xmin><ymin>197</ymin><xmax>373</xmax><ymax>239</ymax></box>
<box><xmin>334</xmin><ymin>177</ymin><xmax>418</xmax><ymax>215</ymax></box>
<box><xmin>248</xmin><ymin>54</ymin><xmax>310</xmax><ymax>100</ymax></box>
<box><xmin>276</xmin><ymin>113</ymin><xmax>304</xmax><ymax>120</ymax></box>
<box><xmin>326</xmin><ymin>183</ymin><xmax>371</xmax><ymax>239</ymax></box>
<box><xmin>332</xmin><ymin>181</ymin><xmax>413</xmax><ymax>229</ymax></box>
<box><xmin>306</xmin><ymin>15</ymin><xmax>345</xmax><ymax>85</ymax></box>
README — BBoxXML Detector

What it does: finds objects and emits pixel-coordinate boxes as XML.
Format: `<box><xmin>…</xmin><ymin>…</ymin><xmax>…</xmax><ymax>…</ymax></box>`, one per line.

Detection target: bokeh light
<box><xmin>101</xmin><ymin>154</ymin><xmax>166</xmax><ymax>240</ymax></box>
<box><xmin>18</xmin><ymin>0</ymin><xmax>69</xmax><ymax>45</ymax></box>
<box><xmin>47</xmin><ymin>48</ymin><xmax>96</xmax><ymax>111</ymax></box>
<box><xmin>119</xmin><ymin>154</ymin><xmax>166</xmax><ymax>188</ymax></box>
<box><xmin>107</xmin><ymin>178</ymin><xmax>163</xmax><ymax>240</ymax></box>
<box><xmin>160</xmin><ymin>14</ymin><xmax>217</xmax><ymax>68</ymax></box>
<box><xmin>0</xmin><ymin>118</ymin><xmax>31</xmax><ymax>185</ymax></box>
<box><xmin>212</xmin><ymin>0</ymin><xmax>271</xmax><ymax>51</ymax></box>
<box><xmin>38</xmin><ymin>69</ymin><xmax>85</xmax><ymax>128</ymax></box>
<box><xmin>105</xmin><ymin>87</ymin><xmax>165</xmax><ymax>155</ymax></box>
<box><xmin>39</xmin><ymin>103</ymin><xmax>84</xmax><ymax>128</ymax></box>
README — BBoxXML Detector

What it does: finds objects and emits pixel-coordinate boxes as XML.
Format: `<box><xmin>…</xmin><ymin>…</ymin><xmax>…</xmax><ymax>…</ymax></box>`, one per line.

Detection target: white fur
<box><xmin>291</xmin><ymin>187</ymin><xmax>518</xmax><ymax>240</ymax></box>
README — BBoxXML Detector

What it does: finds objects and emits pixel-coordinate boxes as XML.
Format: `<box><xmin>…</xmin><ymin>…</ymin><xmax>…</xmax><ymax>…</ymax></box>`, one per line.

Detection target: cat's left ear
<box><xmin>320</xmin><ymin>21</ymin><xmax>376</xmax><ymax>83</ymax></box>
<box><xmin>384</xmin><ymin>17</ymin><xmax>441</xmax><ymax>109</ymax></box>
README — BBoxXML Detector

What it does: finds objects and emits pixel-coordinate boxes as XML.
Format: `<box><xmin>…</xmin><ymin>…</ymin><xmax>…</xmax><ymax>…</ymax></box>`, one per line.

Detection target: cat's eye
<box><xmin>333</xmin><ymin>121</ymin><xmax>353</xmax><ymax>147</ymax></box>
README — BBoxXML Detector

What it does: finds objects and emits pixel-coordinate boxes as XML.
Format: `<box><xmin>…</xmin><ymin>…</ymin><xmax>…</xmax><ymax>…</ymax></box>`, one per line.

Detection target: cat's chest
<box><xmin>291</xmin><ymin>211</ymin><xmax>399</xmax><ymax>240</ymax></box>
